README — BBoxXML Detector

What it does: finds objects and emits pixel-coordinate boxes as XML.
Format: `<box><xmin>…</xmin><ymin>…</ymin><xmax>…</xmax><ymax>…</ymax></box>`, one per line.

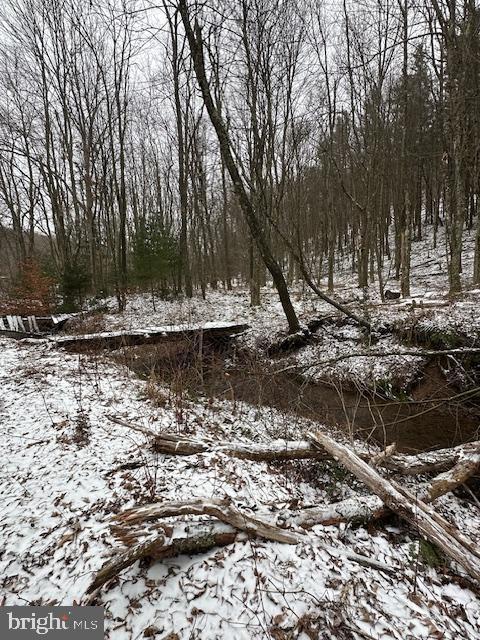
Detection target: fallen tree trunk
<box><xmin>151</xmin><ymin>433</ymin><xmax>329</xmax><ymax>461</ymax></box>
<box><xmin>86</xmin><ymin>522</ymin><xmax>239</xmax><ymax>594</ymax></box>
<box><xmin>309</xmin><ymin>430</ymin><xmax>480</xmax><ymax>583</ymax></box>
<box><xmin>284</xmin><ymin>442</ymin><xmax>480</xmax><ymax>528</ymax></box>
<box><xmin>292</xmin><ymin>446</ymin><xmax>480</xmax><ymax>527</ymax></box>
<box><xmin>104</xmin><ymin>450</ymin><xmax>480</xmax><ymax>559</ymax></box>
<box><xmin>292</xmin><ymin>496</ymin><xmax>387</xmax><ymax>528</ymax></box>
<box><xmin>87</xmin><ymin>499</ymin><xmax>395</xmax><ymax>595</ymax></box>
<box><xmin>420</xmin><ymin>444</ymin><xmax>480</xmax><ymax>502</ymax></box>
<box><xmin>378</xmin><ymin>440</ymin><xmax>480</xmax><ymax>475</ymax></box>
<box><xmin>115</xmin><ymin>497</ymin><xmax>301</xmax><ymax>545</ymax></box>
<box><xmin>87</xmin><ymin>499</ymin><xmax>302</xmax><ymax>595</ymax></box>
<box><xmin>111</xmin><ymin>450</ymin><xmax>478</xmax><ymax>538</ymax></box>
<box><xmin>108</xmin><ymin>416</ymin><xmax>328</xmax><ymax>461</ymax></box>
<box><xmin>109</xmin><ymin>416</ymin><xmax>479</xmax><ymax>475</ymax></box>
<box><xmin>46</xmin><ymin>322</ymin><xmax>249</xmax><ymax>351</ymax></box>
<box><xmin>91</xmin><ymin>438</ymin><xmax>479</xmax><ymax>595</ymax></box>
<box><xmin>89</xmin><ymin>428</ymin><xmax>480</xmax><ymax>595</ymax></box>
<box><xmin>371</xmin><ymin>300</ymin><xmax>451</xmax><ymax>309</ymax></box>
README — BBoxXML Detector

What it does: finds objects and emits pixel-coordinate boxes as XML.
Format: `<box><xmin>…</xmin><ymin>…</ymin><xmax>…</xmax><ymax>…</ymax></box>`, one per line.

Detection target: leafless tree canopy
<box><xmin>0</xmin><ymin>0</ymin><xmax>479</xmax><ymax>326</ymax></box>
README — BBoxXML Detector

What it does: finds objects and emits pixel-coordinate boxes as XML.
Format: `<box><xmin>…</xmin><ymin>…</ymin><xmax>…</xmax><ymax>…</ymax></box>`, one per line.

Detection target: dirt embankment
<box><xmin>119</xmin><ymin>337</ymin><xmax>480</xmax><ymax>454</ymax></box>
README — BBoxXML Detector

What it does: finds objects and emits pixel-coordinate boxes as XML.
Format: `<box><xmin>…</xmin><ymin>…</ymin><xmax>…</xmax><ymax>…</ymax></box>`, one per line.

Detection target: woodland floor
<box><xmin>2</xmin><ymin>227</ymin><xmax>480</xmax><ymax>639</ymax></box>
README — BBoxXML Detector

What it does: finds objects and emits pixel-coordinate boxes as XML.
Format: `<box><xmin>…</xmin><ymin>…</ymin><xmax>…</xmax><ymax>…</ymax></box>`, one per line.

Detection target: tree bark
<box><xmin>177</xmin><ymin>1</ymin><xmax>301</xmax><ymax>334</ymax></box>
<box><xmin>86</xmin><ymin>521</ymin><xmax>238</xmax><ymax>594</ymax></box>
<box><xmin>309</xmin><ymin>430</ymin><xmax>480</xmax><ymax>583</ymax></box>
<box><xmin>111</xmin><ymin>418</ymin><xmax>480</xmax><ymax>477</ymax></box>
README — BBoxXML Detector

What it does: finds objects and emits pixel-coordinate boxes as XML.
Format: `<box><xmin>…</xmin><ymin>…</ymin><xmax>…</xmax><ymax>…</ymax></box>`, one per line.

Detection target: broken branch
<box><xmin>130</xmin><ymin>422</ymin><xmax>479</xmax><ymax>476</ymax></box>
<box><xmin>309</xmin><ymin>430</ymin><xmax>480</xmax><ymax>583</ymax></box>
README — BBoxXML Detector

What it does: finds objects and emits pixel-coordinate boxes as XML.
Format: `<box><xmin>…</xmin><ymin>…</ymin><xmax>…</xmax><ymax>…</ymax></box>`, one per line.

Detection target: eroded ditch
<box><xmin>114</xmin><ymin>338</ymin><xmax>480</xmax><ymax>454</ymax></box>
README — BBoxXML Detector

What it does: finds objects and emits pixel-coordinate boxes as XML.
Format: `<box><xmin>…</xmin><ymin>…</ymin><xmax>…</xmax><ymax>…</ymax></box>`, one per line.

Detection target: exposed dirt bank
<box><xmin>119</xmin><ymin>340</ymin><xmax>480</xmax><ymax>453</ymax></box>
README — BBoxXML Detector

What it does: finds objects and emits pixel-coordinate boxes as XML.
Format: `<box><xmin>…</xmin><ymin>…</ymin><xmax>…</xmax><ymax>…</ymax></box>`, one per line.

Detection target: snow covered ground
<box><xmin>2</xmin><ymin>225</ymin><xmax>480</xmax><ymax>638</ymax></box>
<box><xmin>1</xmin><ymin>335</ymin><xmax>480</xmax><ymax>639</ymax></box>
<box><xmin>65</xmin><ymin>225</ymin><xmax>480</xmax><ymax>392</ymax></box>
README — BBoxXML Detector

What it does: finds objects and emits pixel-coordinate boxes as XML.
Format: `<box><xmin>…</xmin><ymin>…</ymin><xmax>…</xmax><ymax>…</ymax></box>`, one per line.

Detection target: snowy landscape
<box><xmin>1</xmin><ymin>0</ymin><xmax>480</xmax><ymax>638</ymax></box>
<box><xmin>2</xmin><ymin>226</ymin><xmax>480</xmax><ymax>639</ymax></box>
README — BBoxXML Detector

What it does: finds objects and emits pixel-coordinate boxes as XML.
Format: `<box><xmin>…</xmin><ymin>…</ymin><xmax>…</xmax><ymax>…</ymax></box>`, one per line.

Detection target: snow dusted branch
<box><xmin>86</xmin><ymin>499</ymin><xmax>302</xmax><ymax>595</ymax></box>
<box><xmin>108</xmin><ymin>415</ymin><xmax>480</xmax><ymax>476</ymax></box>
<box><xmin>115</xmin><ymin>497</ymin><xmax>301</xmax><ymax>545</ymax></box>
<box><xmin>151</xmin><ymin>433</ymin><xmax>330</xmax><ymax>462</ymax></box>
<box><xmin>383</xmin><ymin>441</ymin><xmax>480</xmax><ymax>474</ymax></box>
<box><xmin>108</xmin><ymin>415</ymin><xmax>329</xmax><ymax>460</ymax></box>
<box><xmin>276</xmin><ymin>348</ymin><xmax>480</xmax><ymax>375</ymax></box>
<box><xmin>420</xmin><ymin>444</ymin><xmax>480</xmax><ymax>502</ymax></box>
<box><xmin>88</xmin><ymin>436</ymin><xmax>480</xmax><ymax>596</ymax></box>
<box><xmin>292</xmin><ymin>444</ymin><xmax>480</xmax><ymax>529</ymax></box>
<box><xmin>86</xmin><ymin>498</ymin><xmax>395</xmax><ymax>595</ymax></box>
<box><xmin>86</xmin><ymin>522</ymin><xmax>239</xmax><ymax>596</ymax></box>
<box><xmin>308</xmin><ymin>430</ymin><xmax>480</xmax><ymax>584</ymax></box>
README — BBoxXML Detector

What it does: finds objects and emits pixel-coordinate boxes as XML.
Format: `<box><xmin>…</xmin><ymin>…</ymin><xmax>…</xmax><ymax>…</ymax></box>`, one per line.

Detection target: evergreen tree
<box><xmin>131</xmin><ymin>220</ymin><xmax>179</xmax><ymax>310</ymax></box>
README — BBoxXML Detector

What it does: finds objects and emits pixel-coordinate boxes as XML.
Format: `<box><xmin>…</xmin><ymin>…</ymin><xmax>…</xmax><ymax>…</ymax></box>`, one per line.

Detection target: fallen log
<box><xmin>110</xmin><ymin>417</ymin><xmax>479</xmax><ymax>475</ymax></box>
<box><xmin>115</xmin><ymin>497</ymin><xmax>301</xmax><ymax>545</ymax></box>
<box><xmin>292</xmin><ymin>447</ymin><xmax>480</xmax><ymax>527</ymax></box>
<box><xmin>39</xmin><ymin>321</ymin><xmax>249</xmax><ymax>351</ymax></box>
<box><xmin>89</xmin><ymin>429</ymin><xmax>480</xmax><ymax>594</ymax></box>
<box><xmin>292</xmin><ymin>496</ymin><xmax>386</xmax><ymax>528</ymax></box>
<box><xmin>87</xmin><ymin>498</ymin><xmax>395</xmax><ymax>594</ymax></box>
<box><xmin>420</xmin><ymin>444</ymin><xmax>480</xmax><ymax>502</ymax></box>
<box><xmin>372</xmin><ymin>300</ymin><xmax>451</xmax><ymax>309</ymax></box>
<box><xmin>87</xmin><ymin>513</ymin><xmax>395</xmax><ymax>597</ymax></box>
<box><xmin>154</xmin><ymin>434</ymin><xmax>480</xmax><ymax>474</ymax></box>
<box><xmin>309</xmin><ymin>430</ymin><xmax>480</xmax><ymax>583</ymax></box>
<box><xmin>110</xmin><ymin>451</ymin><xmax>478</xmax><ymax>536</ymax></box>
<box><xmin>87</xmin><ymin>499</ymin><xmax>302</xmax><ymax>595</ymax></box>
<box><xmin>381</xmin><ymin>441</ymin><xmax>480</xmax><ymax>475</ymax></box>
<box><xmin>108</xmin><ymin>416</ymin><xmax>329</xmax><ymax>461</ymax></box>
<box><xmin>86</xmin><ymin>521</ymin><xmax>239</xmax><ymax>594</ymax></box>
<box><xmin>113</xmin><ymin>500</ymin><xmax>397</xmax><ymax>574</ymax></box>
<box><xmin>103</xmin><ymin>455</ymin><xmax>480</xmax><ymax>568</ymax></box>
<box><xmin>151</xmin><ymin>433</ymin><xmax>330</xmax><ymax>462</ymax></box>
<box><xmin>281</xmin><ymin>443</ymin><xmax>480</xmax><ymax>528</ymax></box>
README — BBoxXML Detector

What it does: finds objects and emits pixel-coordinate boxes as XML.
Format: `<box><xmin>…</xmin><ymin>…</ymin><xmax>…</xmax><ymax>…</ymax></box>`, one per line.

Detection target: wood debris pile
<box><xmin>87</xmin><ymin>418</ymin><xmax>480</xmax><ymax>598</ymax></box>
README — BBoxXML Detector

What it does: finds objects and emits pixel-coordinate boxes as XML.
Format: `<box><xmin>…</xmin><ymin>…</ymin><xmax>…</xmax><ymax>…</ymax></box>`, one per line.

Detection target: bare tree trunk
<box><xmin>165</xmin><ymin>5</ymin><xmax>193</xmax><ymax>298</ymax></box>
<box><xmin>178</xmin><ymin>1</ymin><xmax>301</xmax><ymax>333</ymax></box>
<box><xmin>309</xmin><ymin>430</ymin><xmax>480</xmax><ymax>583</ymax></box>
